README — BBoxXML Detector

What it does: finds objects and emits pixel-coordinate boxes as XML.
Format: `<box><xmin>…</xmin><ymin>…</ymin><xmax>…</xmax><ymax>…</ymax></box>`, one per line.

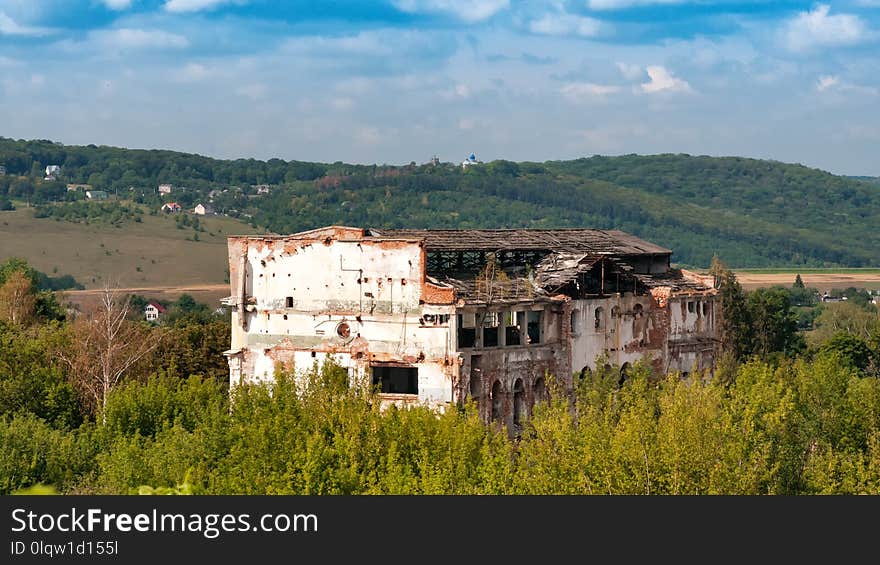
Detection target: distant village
<box><xmin>2</xmin><ymin>151</ymin><xmax>485</xmax><ymax>220</ymax></box>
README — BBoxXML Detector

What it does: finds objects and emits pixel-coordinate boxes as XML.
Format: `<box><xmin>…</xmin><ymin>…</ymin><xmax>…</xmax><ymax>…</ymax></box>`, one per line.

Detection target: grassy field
<box><xmin>0</xmin><ymin>206</ymin><xmax>262</xmax><ymax>290</ymax></box>
<box><xmin>732</xmin><ymin>268</ymin><xmax>880</xmax><ymax>274</ymax></box>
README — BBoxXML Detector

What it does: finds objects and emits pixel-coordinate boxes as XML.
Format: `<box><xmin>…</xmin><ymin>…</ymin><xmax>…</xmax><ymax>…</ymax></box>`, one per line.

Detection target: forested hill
<box><xmin>2</xmin><ymin>137</ymin><xmax>878</xmax><ymax>269</ymax></box>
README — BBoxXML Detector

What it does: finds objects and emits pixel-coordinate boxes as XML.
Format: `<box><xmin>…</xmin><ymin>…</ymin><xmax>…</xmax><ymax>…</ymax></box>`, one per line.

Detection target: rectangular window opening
<box><xmin>285</xmin><ymin>296</ymin><xmax>293</xmax><ymax>308</ymax></box>
<box><xmin>527</xmin><ymin>311</ymin><xmax>543</xmax><ymax>344</ymax></box>
<box><xmin>482</xmin><ymin>311</ymin><xmax>500</xmax><ymax>348</ymax></box>
<box><xmin>505</xmin><ymin>311</ymin><xmax>521</xmax><ymax>346</ymax></box>
<box><xmin>372</xmin><ymin>365</ymin><xmax>418</xmax><ymax>395</ymax></box>
<box><xmin>457</xmin><ymin>313</ymin><xmax>476</xmax><ymax>348</ymax></box>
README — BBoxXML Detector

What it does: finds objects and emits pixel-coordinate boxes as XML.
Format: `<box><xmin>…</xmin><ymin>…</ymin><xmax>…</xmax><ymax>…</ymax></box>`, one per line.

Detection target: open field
<box><xmin>733</xmin><ymin>271</ymin><xmax>880</xmax><ymax>291</ymax></box>
<box><xmin>0</xmin><ymin>206</ymin><xmax>261</xmax><ymax>290</ymax></box>
<box><xmin>61</xmin><ymin>284</ymin><xmax>230</xmax><ymax>313</ymax></box>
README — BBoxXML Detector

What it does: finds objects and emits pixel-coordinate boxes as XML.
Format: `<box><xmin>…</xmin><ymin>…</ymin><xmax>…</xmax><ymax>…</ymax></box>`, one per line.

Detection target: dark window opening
<box><xmin>372</xmin><ymin>365</ymin><xmax>418</xmax><ymax>395</ymax></box>
<box><xmin>570</xmin><ymin>310</ymin><xmax>579</xmax><ymax>334</ymax></box>
<box><xmin>491</xmin><ymin>380</ymin><xmax>503</xmax><ymax>422</ymax></box>
<box><xmin>457</xmin><ymin>313</ymin><xmax>476</xmax><ymax>348</ymax></box>
<box><xmin>702</xmin><ymin>302</ymin><xmax>709</xmax><ymax>316</ymax></box>
<box><xmin>594</xmin><ymin>307</ymin><xmax>604</xmax><ymax>331</ymax></box>
<box><xmin>633</xmin><ymin>303</ymin><xmax>643</xmax><ymax>317</ymax></box>
<box><xmin>482</xmin><ymin>312</ymin><xmax>500</xmax><ymax>347</ymax></box>
<box><xmin>507</xmin><ymin>311</ymin><xmax>523</xmax><ymax>346</ymax></box>
<box><xmin>483</xmin><ymin>326</ymin><xmax>499</xmax><ymax>347</ymax></box>
<box><xmin>527</xmin><ymin>311</ymin><xmax>542</xmax><ymax>344</ymax></box>
<box><xmin>505</xmin><ymin>325</ymin><xmax>521</xmax><ymax>346</ymax></box>
<box><xmin>513</xmin><ymin>378</ymin><xmax>525</xmax><ymax>426</ymax></box>
<box><xmin>470</xmin><ymin>376</ymin><xmax>482</xmax><ymax>400</ymax></box>
<box><xmin>469</xmin><ymin>356</ymin><xmax>482</xmax><ymax>400</ymax></box>
<box><xmin>285</xmin><ymin>296</ymin><xmax>293</xmax><ymax>308</ymax></box>
<box><xmin>687</xmin><ymin>301</ymin><xmax>695</xmax><ymax>314</ymax></box>
<box><xmin>534</xmin><ymin>376</ymin><xmax>547</xmax><ymax>404</ymax></box>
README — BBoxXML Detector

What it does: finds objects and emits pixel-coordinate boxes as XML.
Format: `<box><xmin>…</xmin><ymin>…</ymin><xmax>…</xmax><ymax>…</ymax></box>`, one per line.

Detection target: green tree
<box><xmin>714</xmin><ymin>261</ymin><xmax>752</xmax><ymax>360</ymax></box>
<box><xmin>747</xmin><ymin>288</ymin><xmax>804</xmax><ymax>358</ymax></box>
<box><xmin>820</xmin><ymin>332</ymin><xmax>872</xmax><ymax>373</ymax></box>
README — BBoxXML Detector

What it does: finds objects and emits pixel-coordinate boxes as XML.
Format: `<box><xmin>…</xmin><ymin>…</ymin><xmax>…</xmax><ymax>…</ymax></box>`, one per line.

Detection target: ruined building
<box><xmin>223</xmin><ymin>226</ymin><xmax>719</xmax><ymax>429</ymax></box>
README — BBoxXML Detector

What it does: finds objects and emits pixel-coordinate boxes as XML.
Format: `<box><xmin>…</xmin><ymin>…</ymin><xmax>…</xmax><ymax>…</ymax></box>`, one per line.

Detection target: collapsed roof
<box><xmin>363</xmin><ymin>228</ymin><xmax>672</xmax><ymax>256</ymax></box>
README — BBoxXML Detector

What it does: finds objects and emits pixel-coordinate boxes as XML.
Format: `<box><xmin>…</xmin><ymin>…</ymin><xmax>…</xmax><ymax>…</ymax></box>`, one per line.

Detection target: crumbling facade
<box><xmin>223</xmin><ymin>226</ymin><xmax>719</xmax><ymax>430</ymax></box>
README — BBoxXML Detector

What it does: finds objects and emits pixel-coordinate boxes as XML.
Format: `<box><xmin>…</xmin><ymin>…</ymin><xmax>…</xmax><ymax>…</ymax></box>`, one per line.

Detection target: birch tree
<box><xmin>57</xmin><ymin>287</ymin><xmax>162</xmax><ymax>416</ymax></box>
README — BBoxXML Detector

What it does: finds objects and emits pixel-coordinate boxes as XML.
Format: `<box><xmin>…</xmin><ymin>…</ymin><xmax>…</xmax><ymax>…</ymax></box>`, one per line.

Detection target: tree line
<box><xmin>3</xmin><ymin>138</ymin><xmax>879</xmax><ymax>268</ymax></box>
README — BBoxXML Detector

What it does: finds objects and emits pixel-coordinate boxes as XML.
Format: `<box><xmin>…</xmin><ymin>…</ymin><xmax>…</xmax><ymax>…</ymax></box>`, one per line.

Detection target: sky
<box><xmin>1</xmin><ymin>1</ymin><xmax>879</xmax><ymax>175</ymax></box>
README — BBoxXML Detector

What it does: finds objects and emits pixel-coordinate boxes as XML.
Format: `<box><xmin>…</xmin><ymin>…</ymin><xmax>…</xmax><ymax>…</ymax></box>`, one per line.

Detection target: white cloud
<box><xmin>164</xmin><ymin>0</ymin><xmax>243</xmax><ymax>13</ymax></box>
<box><xmin>815</xmin><ymin>75</ymin><xmax>879</xmax><ymax>96</ymax></box>
<box><xmin>173</xmin><ymin>63</ymin><xmax>212</xmax><ymax>82</ymax></box>
<box><xmin>816</xmin><ymin>75</ymin><xmax>839</xmax><ymax>92</ymax></box>
<box><xmin>586</xmin><ymin>0</ymin><xmax>685</xmax><ymax>10</ymax></box>
<box><xmin>101</xmin><ymin>0</ymin><xmax>134</xmax><ymax>9</ymax></box>
<box><xmin>0</xmin><ymin>55</ymin><xmax>21</xmax><ymax>67</ymax></box>
<box><xmin>640</xmin><ymin>65</ymin><xmax>692</xmax><ymax>93</ymax></box>
<box><xmin>458</xmin><ymin>118</ymin><xmax>475</xmax><ymax>130</ymax></box>
<box><xmin>334</xmin><ymin>78</ymin><xmax>374</xmax><ymax>95</ymax></box>
<box><xmin>441</xmin><ymin>83</ymin><xmax>472</xmax><ymax>100</ymax></box>
<box><xmin>784</xmin><ymin>4</ymin><xmax>870</xmax><ymax>52</ymax></box>
<box><xmin>561</xmin><ymin>82</ymin><xmax>621</xmax><ymax>101</ymax></box>
<box><xmin>529</xmin><ymin>13</ymin><xmax>603</xmax><ymax>37</ymax></box>
<box><xmin>282</xmin><ymin>32</ymin><xmax>394</xmax><ymax>57</ymax></box>
<box><xmin>236</xmin><ymin>83</ymin><xmax>267</xmax><ymax>100</ymax></box>
<box><xmin>331</xmin><ymin>97</ymin><xmax>354</xmax><ymax>110</ymax></box>
<box><xmin>0</xmin><ymin>11</ymin><xmax>54</xmax><ymax>36</ymax></box>
<box><xmin>392</xmin><ymin>0</ymin><xmax>509</xmax><ymax>23</ymax></box>
<box><xmin>91</xmin><ymin>28</ymin><xmax>190</xmax><ymax>49</ymax></box>
<box><xmin>616</xmin><ymin>62</ymin><xmax>644</xmax><ymax>81</ymax></box>
<box><xmin>354</xmin><ymin>126</ymin><xmax>382</xmax><ymax>145</ymax></box>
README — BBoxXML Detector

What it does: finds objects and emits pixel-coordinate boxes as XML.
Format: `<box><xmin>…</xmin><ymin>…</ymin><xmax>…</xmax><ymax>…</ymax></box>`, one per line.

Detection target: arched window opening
<box><xmin>491</xmin><ymin>380</ymin><xmax>503</xmax><ymax>422</ymax></box>
<box><xmin>513</xmin><ymin>378</ymin><xmax>525</xmax><ymax>426</ymax></box>
<box><xmin>594</xmin><ymin>307</ymin><xmax>605</xmax><ymax>330</ymax></box>
<box><xmin>534</xmin><ymin>376</ymin><xmax>547</xmax><ymax>404</ymax></box>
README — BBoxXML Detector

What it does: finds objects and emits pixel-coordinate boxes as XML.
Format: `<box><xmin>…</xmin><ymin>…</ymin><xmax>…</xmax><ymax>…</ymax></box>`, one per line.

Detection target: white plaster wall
<box><xmin>570</xmin><ymin>295</ymin><xmax>660</xmax><ymax>372</ymax></box>
<box><xmin>233</xmin><ymin>237</ymin><xmax>455</xmax><ymax>406</ymax></box>
<box><xmin>245</xmin><ymin>239</ymin><xmax>423</xmax><ymax>313</ymax></box>
<box><xmin>669</xmin><ymin>296</ymin><xmax>715</xmax><ymax>338</ymax></box>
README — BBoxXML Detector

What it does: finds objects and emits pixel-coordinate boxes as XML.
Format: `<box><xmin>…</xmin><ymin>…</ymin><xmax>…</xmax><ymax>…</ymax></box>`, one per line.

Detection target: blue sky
<box><xmin>1</xmin><ymin>1</ymin><xmax>879</xmax><ymax>175</ymax></box>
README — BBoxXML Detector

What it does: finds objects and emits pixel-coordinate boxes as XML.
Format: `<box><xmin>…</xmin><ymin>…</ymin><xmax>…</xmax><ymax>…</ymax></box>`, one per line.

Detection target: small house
<box><xmin>67</xmin><ymin>183</ymin><xmax>93</xmax><ymax>192</ymax></box>
<box><xmin>193</xmin><ymin>203</ymin><xmax>214</xmax><ymax>215</ymax></box>
<box><xmin>144</xmin><ymin>301</ymin><xmax>166</xmax><ymax>322</ymax></box>
<box><xmin>45</xmin><ymin>165</ymin><xmax>61</xmax><ymax>177</ymax></box>
<box><xmin>161</xmin><ymin>202</ymin><xmax>182</xmax><ymax>213</ymax></box>
<box><xmin>158</xmin><ymin>184</ymin><xmax>173</xmax><ymax>195</ymax></box>
<box><xmin>85</xmin><ymin>190</ymin><xmax>109</xmax><ymax>200</ymax></box>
